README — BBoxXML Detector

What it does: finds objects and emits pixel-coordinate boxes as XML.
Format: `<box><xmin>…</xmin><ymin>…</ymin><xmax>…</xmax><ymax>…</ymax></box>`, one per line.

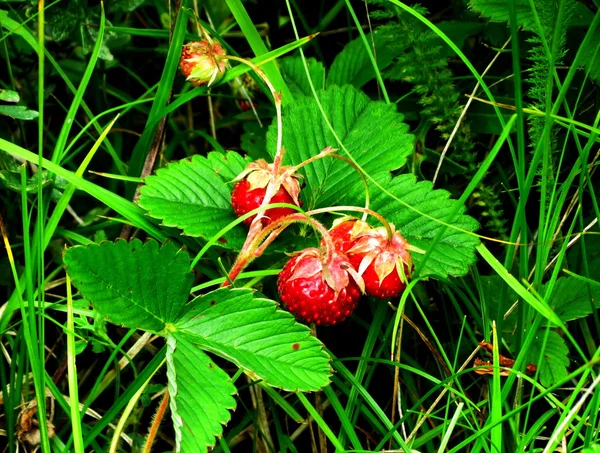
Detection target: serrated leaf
<box><xmin>469</xmin><ymin>0</ymin><xmax>536</xmax><ymax>30</ymax></box>
<box><xmin>327</xmin><ymin>28</ymin><xmax>401</xmax><ymax>88</ymax></box>
<box><xmin>167</xmin><ymin>334</ymin><xmax>236</xmax><ymax>453</ymax></box>
<box><xmin>0</xmin><ymin>105</ymin><xmax>39</xmax><ymax>120</ymax></box>
<box><xmin>176</xmin><ymin>288</ymin><xmax>331</xmax><ymax>392</ymax></box>
<box><xmin>280</xmin><ymin>56</ymin><xmax>325</xmax><ymax>97</ymax></box>
<box><xmin>64</xmin><ymin>239</ymin><xmax>193</xmax><ymax>332</ymax></box>
<box><xmin>138</xmin><ymin>152</ymin><xmax>251</xmax><ymax>250</ymax></box>
<box><xmin>548</xmin><ymin>277</ymin><xmax>600</xmax><ymax>322</ymax></box>
<box><xmin>363</xmin><ymin>173</ymin><xmax>479</xmax><ymax>278</ymax></box>
<box><xmin>266</xmin><ymin>84</ymin><xmax>414</xmax><ymax>210</ymax></box>
<box><xmin>526</xmin><ymin>330</ymin><xmax>569</xmax><ymax>387</ymax></box>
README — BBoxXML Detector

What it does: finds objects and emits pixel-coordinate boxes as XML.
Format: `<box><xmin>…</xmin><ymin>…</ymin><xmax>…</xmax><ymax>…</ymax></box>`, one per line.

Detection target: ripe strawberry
<box><xmin>180</xmin><ymin>40</ymin><xmax>227</xmax><ymax>87</ymax></box>
<box><xmin>345</xmin><ymin>226</ymin><xmax>412</xmax><ymax>299</ymax></box>
<box><xmin>231</xmin><ymin>159</ymin><xmax>302</xmax><ymax>226</ymax></box>
<box><xmin>278</xmin><ymin>248</ymin><xmax>365</xmax><ymax>325</ymax></box>
<box><xmin>325</xmin><ymin>217</ymin><xmax>372</xmax><ymax>253</ymax></box>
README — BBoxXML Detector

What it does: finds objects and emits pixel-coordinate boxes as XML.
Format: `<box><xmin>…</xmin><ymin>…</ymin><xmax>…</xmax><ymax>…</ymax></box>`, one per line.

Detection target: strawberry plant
<box><xmin>2</xmin><ymin>0</ymin><xmax>600</xmax><ymax>452</ymax></box>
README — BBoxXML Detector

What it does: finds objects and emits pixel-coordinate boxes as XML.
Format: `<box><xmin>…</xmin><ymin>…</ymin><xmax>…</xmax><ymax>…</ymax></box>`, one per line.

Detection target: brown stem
<box><xmin>142</xmin><ymin>390</ymin><xmax>170</xmax><ymax>453</ymax></box>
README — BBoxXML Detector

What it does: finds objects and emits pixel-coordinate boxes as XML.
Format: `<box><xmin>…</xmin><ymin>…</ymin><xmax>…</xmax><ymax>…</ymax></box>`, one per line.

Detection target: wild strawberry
<box><xmin>345</xmin><ymin>225</ymin><xmax>412</xmax><ymax>299</ymax></box>
<box><xmin>180</xmin><ymin>40</ymin><xmax>227</xmax><ymax>86</ymax></box>
<box><xmin>231</xmin><ymin>159</ymin><xmax>302</xmax><ymax>226</ymax></box>
<box><xmin>278</xmin><ymin>248</ymin><xmax>365</xmax><ymax>325</ymax></box>
<box><xmin>325</xmin><ymin>217</ymin><xmax>372</xmax><ymax>253</ymax></box>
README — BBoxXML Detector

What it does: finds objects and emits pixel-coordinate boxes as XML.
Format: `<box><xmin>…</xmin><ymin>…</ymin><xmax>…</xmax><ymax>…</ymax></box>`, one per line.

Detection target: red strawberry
<box><xmin>231</xmin><ymin>159</ymin><xmax>302</xmax><ymax>226</ymax></box>
<box><xmin>345</xmin><ymin>226</ymin><xmax>412</xmax><ymax>299</ymax></box>
<box><xmin>325</xmin><ymin>217</ymin><xmax>372</xmax><ymax>253</ymax></box>
<box><xmin>278</xmin><ymin>248</ymin><xmax>365</xmax><ymax>325</ymax></box>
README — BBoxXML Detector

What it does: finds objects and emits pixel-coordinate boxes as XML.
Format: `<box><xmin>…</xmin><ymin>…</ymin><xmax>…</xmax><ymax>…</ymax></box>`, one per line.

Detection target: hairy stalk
<box><xmin>142</xmin><ymin>391</ymin><xmax>170</xmax><ymax>453</ymax></box>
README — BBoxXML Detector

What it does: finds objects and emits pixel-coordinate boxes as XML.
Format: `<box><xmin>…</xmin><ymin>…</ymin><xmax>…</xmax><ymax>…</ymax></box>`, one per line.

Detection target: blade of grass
<box><xmin>225</xmin><ymin>0</ymin><xmax>292</xmax><ymax>104</ymax></box>
<box><xmin>65</xmin><ymin>275</ymin><xmax>84</xmax><ymax>453</ymax></box>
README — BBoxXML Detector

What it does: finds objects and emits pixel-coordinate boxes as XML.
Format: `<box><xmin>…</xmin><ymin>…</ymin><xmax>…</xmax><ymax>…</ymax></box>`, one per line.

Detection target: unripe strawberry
<box><xmin>180</xmin><ymin>40</ymin><xmax>227</xmax><ymax>87</ymax></box>
<box><xmin>231</xmin><ymin>159</ymin><xmax>302</xmax><ymax>226</ymax></box>
<box><xmin>278</xmin><ymin>248</ymin><xmax>365</xmax><ymax>325</ymax></box>
<box><xmin>345</xmin><ymin>226</ymin><xmax>412</xmax><ymax>299</ymax></box>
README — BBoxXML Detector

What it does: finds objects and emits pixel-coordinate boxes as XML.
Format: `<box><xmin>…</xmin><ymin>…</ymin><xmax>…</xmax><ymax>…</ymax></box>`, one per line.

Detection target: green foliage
<box><xmin>176</xmin><ymin>288</ymin><xmax>332</xmax><ymax>392</ymax></box>
<box><xmin>266</xmin><ymin>84</ymin><xmax>414</xmax><ymax>209</ymax></box>
<box><xmin>327</xmin><ymin>28</ymin><xmax>401</xmax><ymax>88</ymax></box>
<box><xmin>469</xmin><ymin>0</ymin><xmax>537</xmax><ymax>30</ymax></box>
<box><xmin>280</xmin><ymin>56</ymin><xmax>326</xmax><ymax>97</ymax></box>
<box><xmin>365</xmin><ymin>173</ymin><xmax>480</xmax><ymax>278</ymax></box>
<box><xmin>138</xmin><ymin>152</ymin><xmax>251</xmax><ymax>250</ymax></box>
<box><xmin>167</xmin><ymin>333</ymin><xmax>237</xmax><ymax>453</ymax></box>
<box><xmin>527</xmin><ymin>330</ymin><xmax>570</xmax><ymax>388</ymax></box>
<box><xmin>0</xmin><ymin>105</ymin><xmax>38</xmax><ymax>120</ymax></box>
<box><xmin>64</xmin><ymin>239</ymin><xmax>193</xmax><ymax>332</ymax></box>
<box><xmin>366</xmin><ymin>3</ymin><xmax>477</xmax><ymax>174</ymax></box>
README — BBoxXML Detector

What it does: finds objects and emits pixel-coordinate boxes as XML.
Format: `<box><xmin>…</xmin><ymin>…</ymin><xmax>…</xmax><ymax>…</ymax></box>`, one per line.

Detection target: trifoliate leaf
<box><xmin>138</xmin><ymin>151</ymin><xmax>251</xmax><ymax>250</ymax></box>
<box><xmin>364</xmin><ymin>173</ymin><xmax>480</xmax><ymax>279</ymax></box>
<box><xmin>167</xmin><ymin>333</ymin><xmax>236</xmax><ymax>453</ymax></box>
<box><xmin>526</xmin><ymin>329</ymin><xmax>569</xmax><ymax>387</ymax></box>
<box><xmin>176</xmin><ymin>288</ymin><xmax>331</xmax><ymax>392</ymax></box>
<box><xmin>64</xmin><ymin>239</ymin><xmax>193</xmax><ymax>332</ymax></box>
<box><xmin>266</xmin><ymin>84</ymin><xmax>414</xmax><ymax>210</ymax></box>
<box><xmin>327</xmin><ymin>28</ymin><xmax>401</xmax><ymax>88</ymax></box>
<box><xmin>280</xmin><ymin>56</ymin><xmax>325</xmax><ymax>97</ymax></box>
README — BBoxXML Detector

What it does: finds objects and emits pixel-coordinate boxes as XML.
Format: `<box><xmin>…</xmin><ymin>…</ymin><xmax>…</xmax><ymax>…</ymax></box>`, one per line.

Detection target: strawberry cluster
<box><xmin>229</xmin><ymin>162</ymin><xmax>413</xmax><ymax>326</ymax></box>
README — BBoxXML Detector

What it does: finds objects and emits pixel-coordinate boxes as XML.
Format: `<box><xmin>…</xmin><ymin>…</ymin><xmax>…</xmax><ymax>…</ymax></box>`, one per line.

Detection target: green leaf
<box><xmin>176</xmin><ymin>288</ymin><xmax>331</xmax><ymax>392</ymax></box>
<box><xmin>167</xmin><ymin>333</ymin><xmax>236</xmax><ymax>453</ymax></box>
<box><xmin>479</xmin><ymin>275</ymin><xmax>519</xmax><ymax>332</ymax></box>
<box><xmin>579</xmin><ymin>30</ymin><xmax>600</xmax><ymax>83</ymax></box>
<box><xmin>0</xmin><ymin>105</ymin><xmax>39</xmax><ymax>120</ymax></box>
<box><xmin>64</xmin><ymin>239</ymin><xmax>193</xmax><ymax>332</ymax></box>
<box><xmin>526</xmin><ymin>329</ymin><xmax>569</xmax><ymax>387</ymax></box>
<box><xmin>138</xmin><ymin>152</ymin><xmax>251</xmax><ymax>250</ymax></box>
<box><xmin>267</xmin><ymin>84</ymin><xmax>414</xmax><ymax>209</ymax></box>
<box><xmin>469</xmin><ymin>0</ymin><xmax>536</xmax><ymax>31</ymax></box>
<box><xmin>0</xmin><ymin>89</ymin><xmax>19</xmax><ymax>103</ymax></box>
<box><xmin>548</xmin><ymin>277</ymin><xmax>600</xmax><ymax>322</ymax></box>
<box><xmin>280</xmin><ymin>56</ymin><xmax>326</xmax><ymax>97</ymax></box>
<box><xmin>365</xmin><ymin>174</ymin><xmax>480</xmax><ymax>278</ymax></box>
<box><xmin>327</xmin><ymin>28</ymin><xmax>400</xmax><ymax>88</ymax></box>
<box><xmin>109</xmin><ymin>0</ymin><xmax>145</xmax><ymax>13</ymax></box>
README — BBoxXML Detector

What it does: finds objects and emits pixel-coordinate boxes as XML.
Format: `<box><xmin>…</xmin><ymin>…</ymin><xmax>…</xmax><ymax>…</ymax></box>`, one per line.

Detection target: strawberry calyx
<box><xmin>346</xmin><ymin>225</ymin><xmax>413</xmax><ymax>299</ymax></box>
<box><xmin>233</xmin><ymin>159</ymin><xmax>302</xmax><ymax>207</ymax></box>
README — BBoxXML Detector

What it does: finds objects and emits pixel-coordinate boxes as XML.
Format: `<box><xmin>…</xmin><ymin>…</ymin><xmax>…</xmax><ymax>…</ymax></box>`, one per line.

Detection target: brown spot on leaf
<box><xmin>208</xmin><ymin>363</ymin><xmax>214</xmax><ymax>369</ymax></box>
<box><xmin>210</xmin><ymin>300</ymin><xmax>217</xmax><ymax>306</ymax></box>
<box><xmin>292</xmin><ymin>343</ymin><xmax>300</xmax><ymax>351</ymax></box>
<box><xmin>218</xmin><ymin>237</ymin><xmax>228</xmax><ymax>244</ymax></box>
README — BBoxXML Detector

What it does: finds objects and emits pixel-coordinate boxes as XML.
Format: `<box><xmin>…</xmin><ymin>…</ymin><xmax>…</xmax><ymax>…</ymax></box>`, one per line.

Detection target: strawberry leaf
<box><xmin>549</xmin><ymin>277</ymin><xmax>600</xmax><ymax>322</ymax></box>
<box><xmin>138</xmin><ymin>151</ymin><xmax>251</xmax><ymax>250</ymax></box>
<box><xmin>526</xmin><ymin>329</ymin><xmax>569</xmax><ymax>388</ymax></box>
<box><xmin>175</xmin><ymin>288</ymin><xmax>331</xmax><ymax>392</ymax></box>
<box><xmin>280</xmin><ymin>56</ymin><xmax>326</xmax><ymax>97</ymax></box>
<box><xmin>327</xmin><ymin>28</ymin><xmax>401</xmax><ymax>88</ymax></box>
<box><xmin>167</xmin><ymin>333</ymin><xmax>236</xmax><ymax>453</ymax></box>
<box><xmin>364</xmin><ymin>174</ymin><xmax>480</xmax><ymax>279</ymax></box>
<box><xmin>64</xmin><ymin>239</ymin><xmax>193</xmax><ymax>332</ymax></box>
<box><xmin>266</xmin><ymin>84</ymin><xmax>414</xmax><ymax>210</ymax></box>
